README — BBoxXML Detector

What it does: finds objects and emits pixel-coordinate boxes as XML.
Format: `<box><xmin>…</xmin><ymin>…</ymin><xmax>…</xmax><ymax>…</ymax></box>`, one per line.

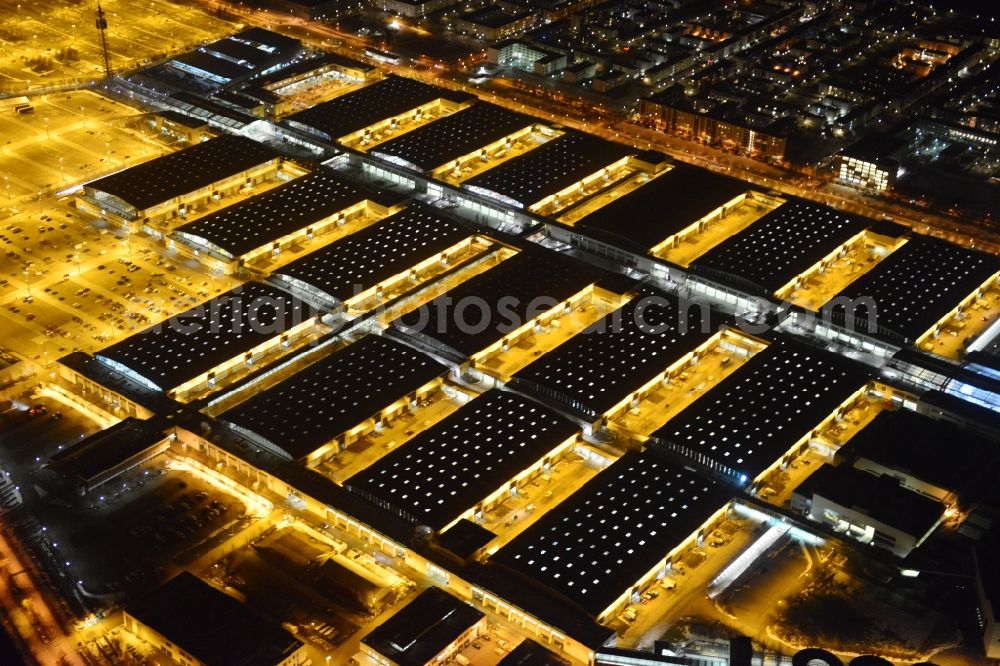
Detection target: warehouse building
<box><xmin>123</xmin><ymin>572</ymin><xmax>307</xmax><ymax>666</ymax></box>
<box><xmin>171</xmin><ymin>167</ymin><xmax>406</xmax><ymax>273</ymax></box>
<box><xmin>95</xmin><ymin>282</ymin><xmax>319</xmax><ymax>400</ymax></box>
<box><xmin>511</xmin><ymin>288</ymin><xmax>719</xmax><ymax>419</ymax></box>
<box><xmin>77</xmin><ymin>135</ymin><xmax>281</xmax><ymax>230</ymax></box>
<box><xmin>574</xmin><ymin>164</ymin><xmax>752</xmax><ymax>250</ymax></box>
<box><xmin>390</xmin><ymin>249</ymin><xmax>603</xmax><ymax>362</ymax></box>
<box><xmin>219</xmin><ymin>334</ymin><xmax>448</xmax><ymax>462</ymax></box>
<box><xmin>48</xmin><ymin>418</ymin><xmax>170</xmax><ymax>495</ymax></box>
<box><xmin>691</xmin><ymin>199</ymin><xmax>871</xmax><ymax>297</ymax></box>
<box><xmin>242</xmin><ymin>53</ymin><xmax>378</xmax><ymax>116</ymax></box>
<box><xmin>499</xmin><ymin>640</ymin><xmax>571</xmax><ymax>666</ymax></box>
<box><xmin>346</xmin><ymin>390</ymin><xmax>579</xmax><ymax>533</ymax></box>
<box><xmin>166</xmin><ymin>28</ymin><xmax>303</xmax><ymax>88</ymax></box>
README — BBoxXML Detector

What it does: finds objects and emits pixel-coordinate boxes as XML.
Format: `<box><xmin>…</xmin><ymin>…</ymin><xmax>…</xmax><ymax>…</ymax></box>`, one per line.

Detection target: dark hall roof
<box><xmin>173</xmin><ymin>167</ymin><xmax>404</xmax><ymax>258</ymax></box>
<box><xmin>370</xmin><ymin>102</ymin><xmax>537</xmax><ymax>172</ymax></box>
<box><xmin>798</xmin><ymin>463</ymin><xmax>942</xmax><ymax>538</ymax></box>
<box><xmin>96</xmin><ymin>282</ymin><xmax>316</xmax><ymax>391</ymax></box>
<box><xmin>492</xmin><ymin>449</ymin><xmax>731</xmax><ymax>617</ymax></box>
<box><xmin>512</xmin><ymin>288</ymin><xmax>717</xmax><ymax>416</ymax></box>
<box><xmin>220</xmin><ymin>335</ymin><xmax>447</xmax><ymax>460</ymax></box>
<box><xmin>347</xmin><ymin>390</ymin><xmax>578</xmax><ymax>530</ymax></box>
<box><xmin>49</xmin><ymin>417</ymin><xmax>167</xmax><ymax>483</ymax></box>
<box><xmin>362</xmin><ymin>587</ymin><xmax>483</xmax><ymax>666</ymax></box>
<box><xmin>825</xmin><ymin>235</ymin><xmax>1000</xmax><ymax>343</ymax></box>
<box><xmin>85</xmin><ymin>135</ymin><xmax>278</xmax><ymax>211</ymax></box>
<box><xmin>499</xmin><ymin>639</ymin><xmax>571</xmax><ymax>665</ymax></box>
<box><xmin>391</xmin><ymin>249</ymin><xmax>602</xmax><ymax>357</ymax></box>
<box><xmin>273</xmin><ymin>203</ymin><xmax>471</xmax><ymax>303</ymax></box>
<box><xmin>463</xmin><ymin>131</ymin><xmax>633</xmax><ymax>209</ymax></box>
<box><xmin>651</xmin><ymin>339</ymin><xmax>871</xmax><ymax>481</ymax></box>
<box><xmin>285</xmin><ymin>75</ymin><xmax>474</xmax><ymax>141</ymax></box>
<box><xmin>839</xmin><ymin>408</ymin><xmax>999</xmax><ymax>494</ymax></box>
<box><xmin>125</xmin><ymin>572</ymin><xmax>303</xmax><ymax>666</ymax></box>
<box><xmin>577</xmin><ymin>164</ymin><xmax>752</xmax><ymax>252</ymax></box>
<box><xmin>692</xmin><ymin>199</ymin><xmax>869</xmax><ymax>295</ymax></box>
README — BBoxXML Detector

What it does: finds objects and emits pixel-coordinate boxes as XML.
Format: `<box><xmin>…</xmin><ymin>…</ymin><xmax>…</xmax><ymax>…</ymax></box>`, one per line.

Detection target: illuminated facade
<box><xmin>837</xmin><ymin>154</ymin><xmax>897</xmax><ymax>191</ymax></box>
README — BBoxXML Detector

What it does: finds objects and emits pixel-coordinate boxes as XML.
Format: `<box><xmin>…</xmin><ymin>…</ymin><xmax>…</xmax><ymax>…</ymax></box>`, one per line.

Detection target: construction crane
<box><xmin>96</xmin><ymin>1</ymin><xmax>112</xmax><ymax>79</ymax></box>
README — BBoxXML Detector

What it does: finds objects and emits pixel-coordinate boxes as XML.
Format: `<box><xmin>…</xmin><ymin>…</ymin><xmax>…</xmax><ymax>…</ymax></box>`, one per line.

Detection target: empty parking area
<box><xmin>0</xmin><ymin>91</ymin><xmax>180</xmax><ymax>201</ymax></box>
<box><xmin>0</xmin><ymin>0</ymin><xmax>235</xmax><ymax>89</ymax></box>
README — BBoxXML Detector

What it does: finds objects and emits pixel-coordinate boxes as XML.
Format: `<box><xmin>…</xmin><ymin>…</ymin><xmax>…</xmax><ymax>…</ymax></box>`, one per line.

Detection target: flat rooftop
<box><xmin>512</xmin><ymin>289</ymin><xmax>717</xmax><ymax>416</ymax></box>
<box><xmin>84</xmin><ymin>135</ymin><xmax>279</xmax><ymax>212</ymax></box>
<box><xmin>285</xmin><ymin>75</ymin><xmax>474</xmax><ymax>142</ymax></box>
<box><xmin>391</xmin><ymin>249</ymin><xmax>601</xmax><ymax>357</ymax></box>
<box><xmin>219</xmin><ymin>335</ymin><xmax>447</xmax><ymax>460</ymax></box>
<box><xmin>825</xmin><ymin>235</ymin><xmax>1000</xmax><ymax>343</ymax></box>
<box><xmin>272</xmin><ymin>204</ymin><xmax>471</xmax><ymax>304</ymax></box>
<box><xmin>839</xmin><ymin>409</ymin><xmax>999</xmax><ymax>494</ymax></box>
<box><xmin>96</xmin><ymin>282</ymin><xmax>317</xmax><ymax>392</ymax></box>
<box><xmin>230</xmin><ymin>27</ymin><xmax>302</xmax><ymax>54</ymax></box>
<box><xmin>346</xmin><ymin>390</ymin><xmax>578</xmax><ymax>531</ymax></box>
<box><xmin>577</xmin><ymin>164</ymin><xmax>751</xmax><ymax>251</ymax></box>
<box><xmin>369</xmin><ymin>102</ymin><xmax>537</xmax><ymax>173</ymax></box>
<box><xmin>49</xmin><ymin>417</ymin><xmax>167</xmax><ymax>483</ymax></box>
<box><xmin>125</xmin><ymin>572</ymin><xmax>303</xmax><ymax>666</ymax></box>
<box><xmin>492</xmin><ymin>449</ymin><xmax>731</xmax><ymax>618</ymax></box>
<box><xmin>173</xmin><ymin>167</ymin><xmax>404</xmax><ymax>258</ymax></box>
<box><xmin>499</xmin><ymin>639</ymin><xmax>571</xmax><ymax>665</ymax></box>
<box><xmin>651</xmin><ymin>339</ymin><xmax>871</xmax><ymax>482</ymax></box>
<box><xmin>173</xmin><ymin>49</ymin><xmax>251</xmax><ymax>81</ymax></box>
<box><xmin>362</xmin><ymin>587</ymin><xmax>484</xmax><ymax>666</ymax></box>
<box><xmin>204</xmin><ymin>38</ymin><xmax>273</xmax><ymax>70</ymax></box>
<box><xmin>692</xmin><ymin>199</ymin><xmax>869</xmax><ymax>295</ymax></box>
<box><xmin>462</xmin><ymin>131</ymin><xmax>633</xmax><ymax>209</ymax></box>
<box><xmin>798</xmin><ymin>463</ymin><xmax>942</xmax><ymax>538</ymax></box>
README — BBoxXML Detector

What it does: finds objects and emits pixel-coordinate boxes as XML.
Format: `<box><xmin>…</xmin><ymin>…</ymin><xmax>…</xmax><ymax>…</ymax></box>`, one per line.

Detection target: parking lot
<box><xmin>0</xmin><ymin>394</ymin><xmax>101</xmax><ymax>468</ymax></box>
<box><xmin>0</xmin><ymin>90</ymin><xmax>180</xmax><ymax>203</ymax></box>
<box><xmin>32</xmin><ymin>466</ymin><xmax>244</xmax><ymax>595</ymax></box>
<box><xmin>0</xmin><ymin>199</ymin><xmax>242</xmax><ymax>363</ymax></box>
<box><xmin>0</xmin><ymin>0</ymin><xmax>236</xmax><ymax>90</ymax></box>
